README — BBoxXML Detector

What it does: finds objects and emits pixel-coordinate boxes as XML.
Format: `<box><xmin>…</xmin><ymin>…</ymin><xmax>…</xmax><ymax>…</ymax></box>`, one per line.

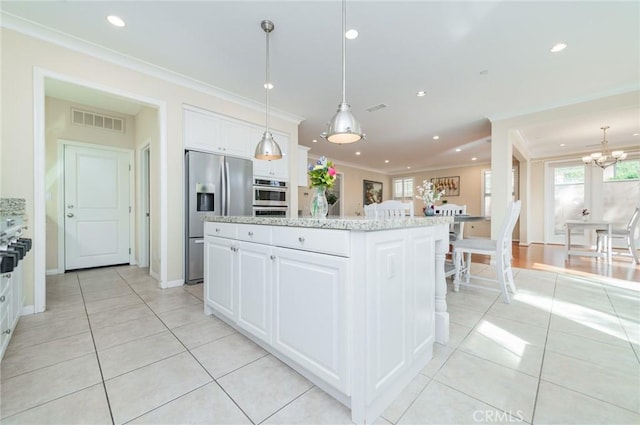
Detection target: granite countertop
<box><xmin>203</xmin><ymin>215</ymin><xmax>453</xmax><ymax>231</ymax></box>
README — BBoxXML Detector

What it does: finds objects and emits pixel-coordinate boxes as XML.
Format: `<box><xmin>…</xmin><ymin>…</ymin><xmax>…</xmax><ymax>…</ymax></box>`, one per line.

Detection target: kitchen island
<box><xmin>202</xmin><ymin>216</ymin><xmax>452</xmax><ymax>424</ymax></box>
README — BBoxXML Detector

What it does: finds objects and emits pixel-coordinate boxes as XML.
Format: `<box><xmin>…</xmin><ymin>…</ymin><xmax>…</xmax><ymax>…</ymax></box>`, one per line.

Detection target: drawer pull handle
<box><xmin>215</xmin><ymin>228</ymin><xmax>221</xmax><ymax>233</ymax></box>
<box><xmin>0</xmin><ymin>296</ymin><xmax>5</xmax><ymax>303</ymax></box>
<box><xmin>270</xmin><ymin>255</ymin><xmax>276</xmax><ymax>260</ymax></box>
<box><xmin>248</xmin><ymin>232</ymin><xmax>254</xmax><ymax>237</ymax></box>
<box><xmin>3</xmin><ymin>329</ymin><xmax>10</xmax><ymax>335</ymax></box>
<box><xmin>298</xmin><ymin>237</ymin><xmax>305</xmax><ymax>243</ymax></box>
<box><xmin>3</xmin><ymin>273</ymin><xmax>11</xmax><ymax>279</ymax></box>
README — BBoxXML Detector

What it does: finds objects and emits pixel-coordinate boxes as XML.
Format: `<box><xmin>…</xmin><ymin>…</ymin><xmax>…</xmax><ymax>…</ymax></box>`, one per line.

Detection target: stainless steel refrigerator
<box><xmin>185</xmin><ymin>150</ymin><xmax>253</xmax><ymax>284</ymax></box>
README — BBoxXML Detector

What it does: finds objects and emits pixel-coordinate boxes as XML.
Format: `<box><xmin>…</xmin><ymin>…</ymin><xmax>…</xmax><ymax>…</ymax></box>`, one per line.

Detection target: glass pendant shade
<box><xmin>323</xmin><ymin>102</ymin><xmax>364</xmax><ymax>144</ymax></box>
<box><xmin>255</xmin><ymin>19</ymin><xmax>282</xmax><ymax>161</ymax></box>
<box><xmin>255</xmin><ymin>130</ymin><xmax>282</xmax><ymax>160</ymax></box>
<box><xmin>581</xmin><ymin>126</ymin><xmax>626</xmax><ymax>169</ymax></box>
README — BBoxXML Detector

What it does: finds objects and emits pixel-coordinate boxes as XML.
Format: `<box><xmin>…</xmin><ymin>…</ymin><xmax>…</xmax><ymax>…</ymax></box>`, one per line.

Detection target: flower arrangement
<box><xmin>308</xmin><ymin>156</ymin><xmax>337</xmax><ymax>188</ymax></box>
<box><xmin>416</xmin><ymin>180</ymin><xmax>445</xmax><ymax>207</ymax></box>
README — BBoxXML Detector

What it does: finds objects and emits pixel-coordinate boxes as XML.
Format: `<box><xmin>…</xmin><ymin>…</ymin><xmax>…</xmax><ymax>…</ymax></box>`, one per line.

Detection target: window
<box><xmin>482</xmin><ymin>167</ymin><xmax>518</xmax><ymax>217</ymax></box>
<box><xmin>393</xmin><ymin>177</ymin><xmax>414</xmax><ymax>201</ymax></box>
<box><xmin>602</xmin><ymin>158</ymin><xmax>639</xmax><ymax>227</ymax></box>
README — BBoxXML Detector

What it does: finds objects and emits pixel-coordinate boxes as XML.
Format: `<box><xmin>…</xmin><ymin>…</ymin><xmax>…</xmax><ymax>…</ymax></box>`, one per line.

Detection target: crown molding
<box><xmin>307</xmin><ymin>153</ymin><xmax>392</xmax><ymax>176</ymax></box>
<box><xmin>1</xmin><ymin>12</ymin><xmax>304</xmax><ymax>125</ymax></box>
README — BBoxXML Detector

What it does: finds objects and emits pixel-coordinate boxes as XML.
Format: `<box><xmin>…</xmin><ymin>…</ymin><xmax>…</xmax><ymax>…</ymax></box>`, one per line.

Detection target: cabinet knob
<box><xmin>3</xmin><ymin>329</ymin><xmax>10</xmax><ymax>335</ymax></box>
<box><xmin>248</xmin><ymin>231</ymin><xmax>254</xmax><ymax>237</ymax></box>
<box><xmin>215</xmin><ymin>228</ymin><xmax>221</xmax><ymax>233</ymax></box>
<box><xmin>298</xmin><ymin>237</ymin><xmax>305</xmax><ymax>243</ymax></box>
<box><xmin>270</xmin><ymin>255</ymin><xmax>276</xmax><ymax>260</ymax></box>
<box><xmin>3</xmin><ymin>273</ymin><xmax>11</xmax><ymax>279</ymax></box>
<box><xmin>67</xmin><ymin>213</ymin><xmax>74</xmax><ymax>218</ymax></box>
<box><xmin>0</xmin><ymin>296</ymin><xmax>5</xmax><ymax>303</ymax></box>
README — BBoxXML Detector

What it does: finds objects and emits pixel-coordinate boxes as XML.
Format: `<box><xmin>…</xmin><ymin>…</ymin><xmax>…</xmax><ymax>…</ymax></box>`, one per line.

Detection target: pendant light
<box><xmin>581</xmin><ymin>126</ymin><xmax>627</xmax><ymax>169</ymax></box>
<box><xmin>255</xmin><ymin>19</ymin><xmax>282</xmax><ymax>160</ymax></box>
<box><xmin>321</xmin><ymin>0</ymin><xmax>365</xmax><ymax>144</ymax></box>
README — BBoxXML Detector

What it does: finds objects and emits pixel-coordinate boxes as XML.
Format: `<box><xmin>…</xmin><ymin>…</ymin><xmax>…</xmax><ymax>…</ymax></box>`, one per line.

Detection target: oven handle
<box><xmin>253</xmin><ymin>186</ymin><xmax>288</xmax><ymax>193</ymax></box>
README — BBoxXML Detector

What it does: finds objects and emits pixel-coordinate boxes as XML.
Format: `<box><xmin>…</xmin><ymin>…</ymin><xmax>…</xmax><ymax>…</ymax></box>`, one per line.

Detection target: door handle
<box><xmin>67</xmin><ymin>213</ymin><xmax>74</xmax><ymax>218</ymax></box>
<box><xmin>194</xmin><ymin>239</ymin><xmax>204</xmax><ymax>244</ymax></box>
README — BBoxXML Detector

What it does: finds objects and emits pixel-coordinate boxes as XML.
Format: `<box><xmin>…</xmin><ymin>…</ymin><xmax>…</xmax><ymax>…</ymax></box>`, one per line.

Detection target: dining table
<box><xmin>564</xmin><ymin>219</ymin><xmax>612</xmax><ymax>264</ymax></box>
<box><xmin>452</xmin><ymin>214</ymin><xmax>488</xmax><ymax>241</ymax></box>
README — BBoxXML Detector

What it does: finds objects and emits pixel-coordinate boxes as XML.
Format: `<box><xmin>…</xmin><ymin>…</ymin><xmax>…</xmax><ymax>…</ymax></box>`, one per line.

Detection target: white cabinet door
<box><xmin>204</xmin><ymin>237</ymin><xmax>236</xmax><ymax>321</ymax></box>
<box><xmin>184</xmin><ymin>109</ymin><xmax>223</xmax><ymax>153</ymax></box>
<box><xmin>272</xmin><ymin>247</ymin><xmax>348</xmax><ymax>392</ymax></box>
<box><xmin>237</xmin><ymin>241</ymin><xmax>272</xmax><ymax>343</ymax></box>
<box><xmin>223</xmin><ymin>119</ymin><xmax>252</xmax><ymax>158</ymax></box>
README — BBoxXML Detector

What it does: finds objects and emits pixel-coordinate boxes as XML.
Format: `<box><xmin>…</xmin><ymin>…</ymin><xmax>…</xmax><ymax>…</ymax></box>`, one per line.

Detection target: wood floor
<box><xmin>471</xmin><ymin>242</ymin><xmax>640</xmax><ymax>283</ymax></box>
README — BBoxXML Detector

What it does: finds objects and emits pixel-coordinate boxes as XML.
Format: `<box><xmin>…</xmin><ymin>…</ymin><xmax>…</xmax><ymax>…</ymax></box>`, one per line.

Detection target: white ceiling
<box><xmin>2</xmin><ymin>1</ymin><xmax>639</xmax><ymax>173</ymax></box>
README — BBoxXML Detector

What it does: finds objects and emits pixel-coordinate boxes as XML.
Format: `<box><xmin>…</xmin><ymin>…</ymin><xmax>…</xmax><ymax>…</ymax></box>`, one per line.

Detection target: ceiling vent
<box><xmin>365</xmin><ymin>103</ymin><xmax>387</xmax><ymax>113</ymax></box>
<box><xmin>71</xmin><ymin>108</ymin><xmax>125</xmax><ymax>133</ymax></box>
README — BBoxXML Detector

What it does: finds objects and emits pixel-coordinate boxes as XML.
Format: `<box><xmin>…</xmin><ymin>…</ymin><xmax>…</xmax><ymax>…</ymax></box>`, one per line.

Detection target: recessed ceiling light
<box><xmin>107</xmin><ymin>15</ymin><xmax>126</xmax><ymax>27</ymax></box>
<box><xmin>455</xmin><ymin>148</ymin><xmax>461</xmax><ymax>152</ymax></box>
<box><xmin>407</xmin><ymin>166</ymin><xmax>411</xmax><ymax>169</ymax></box>
<box><xmin>355</xmin><ymin>151</ymin><xmax>361</xmax><ymax>156</ymax></box>
<box><xmin>560</xmin><ymin>143</ymin><xmax>566</xmax><ymax>147</ymax></box>
<box><xmin>471</xmin><ymin>157</ymin><xmax>477</xmax><ymax>161</ymax></box>
<box><xmin>312</xmin><ymin>139</ymin><xmax>318</xmax><ymax>143</ymax></box>
<box><xmin>433</xmin><ymin>135</ymin><xmax>440</xmax><ymax>140</ymax></box>
<box><xmin>345</xmin><ymin>29</ymin><xmax>359</xmax><ymax>40</ymax></box>
<box><xmin>550</xmin><ymin>42</ymin><xmax>567</xmax><ymax>53</ymax></box>
<box><xmin>633</xmin><ymin>133</ymin><xmax>639</xmax><ymax>136</ymax></box>
<box><xmin>263</xmin><ymin>82</ymin><xmax>274</xmax><ymax>90</ymax></box>
<box><xmin>416</xmin><ymin>91</ymin><xmax>427</xmax><ymax>97</ymax></box>
<box><xmin>384</xmin><ymin>160</ymin><xmax>389</xmax><ymax>163</ymax></box>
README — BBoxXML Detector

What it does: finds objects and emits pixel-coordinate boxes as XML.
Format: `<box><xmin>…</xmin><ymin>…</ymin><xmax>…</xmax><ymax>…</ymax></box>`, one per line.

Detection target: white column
<box><xmin>434</xmin><ymin>225</ymin><xmax>449</xmax><ymax>345</ymax></box>
<box><xmin>490</xmin><ymin>123</ymin><xmax>513</xmax><ymax>239</ymax></box>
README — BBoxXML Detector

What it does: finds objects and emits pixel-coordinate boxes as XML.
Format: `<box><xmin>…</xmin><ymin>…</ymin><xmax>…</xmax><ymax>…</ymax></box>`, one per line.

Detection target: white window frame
<box><xmin>481</xmin><ymin>166</ymin><xmax>519</xmax><ymax>218</ymax></box>
<box><xmin>393</xmin><ymin>177</ymin><xmax>414</xmax><ymax>201</ymax></box>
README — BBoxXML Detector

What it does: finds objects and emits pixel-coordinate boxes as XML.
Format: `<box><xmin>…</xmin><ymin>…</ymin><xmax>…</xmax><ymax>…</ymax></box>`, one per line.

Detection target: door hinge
<box><xmin>129</xmin><ymin>164</ymin><xmax>131</xmax><ymax>171</ymax></box>
<box><xmin>129</xmin><ymin>248</ymin><xmax>131</xmax><ymax>254</ymax></box>
<box><xmin>129</xmin><ymin>206</ymin><xmax>131</xmax><ymax>213</ymax></box>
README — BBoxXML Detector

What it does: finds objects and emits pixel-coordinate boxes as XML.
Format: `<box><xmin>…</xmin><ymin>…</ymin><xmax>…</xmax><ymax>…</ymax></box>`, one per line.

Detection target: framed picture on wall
<box><xmin>431</xmin><ymin>176</ymin><xmax>460</xmax><ymax>197</ymax></box>
<box><xmin>363</xmin><ymin>180</ymin><xmax>383</xmax><ymax>205</ymax></box>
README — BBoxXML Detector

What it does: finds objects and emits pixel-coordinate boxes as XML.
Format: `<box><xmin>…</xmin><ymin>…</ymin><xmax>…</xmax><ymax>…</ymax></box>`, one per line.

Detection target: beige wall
<box><xmin>134</xmin><ymin>106</ymin><xmax>160</xmax><ymax>275</ymax></box>
<box><xmin>44</xmin><ymin>97</ymin><xmax>137</xmax><ymax>271</ymax></box>
<box><xmin>394</xmin><ymin>164</ymin><xmax>492</xmax><ymax>238</ymax></box>
<box><xmin>298</xmin><ymin>157</ymin><xmax>392</xmax><ymax>217</ymax></box>
<box><xmin>1</xmin><ymin>28</ymin><xmax>299</xmax><ymax>307</ymax></box>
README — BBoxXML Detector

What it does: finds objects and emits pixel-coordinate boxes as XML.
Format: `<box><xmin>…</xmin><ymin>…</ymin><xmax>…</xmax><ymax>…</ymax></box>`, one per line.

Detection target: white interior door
<box><xmin>64</xmin><ymin>144</ymin><xmax>131</xmax><ymax>270</ymax></box>
<box><xmin>545</xmin><ymin>162</ymin><xmax>588</xmax><ymax>245</ymax></box>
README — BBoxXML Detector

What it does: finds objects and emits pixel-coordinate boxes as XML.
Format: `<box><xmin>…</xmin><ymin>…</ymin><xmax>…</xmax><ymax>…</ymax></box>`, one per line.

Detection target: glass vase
<box><xmin>310</xmin><ymin>186</ymin><xmax>329</xmax><ymax>219</ymax></box>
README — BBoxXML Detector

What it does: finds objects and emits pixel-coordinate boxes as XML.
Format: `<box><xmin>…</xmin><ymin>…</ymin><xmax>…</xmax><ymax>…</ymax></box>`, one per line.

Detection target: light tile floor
<box><xmin>1</xmin><ymin>264</ymin><xmax>638</xmax><ymax>424</ymax></box>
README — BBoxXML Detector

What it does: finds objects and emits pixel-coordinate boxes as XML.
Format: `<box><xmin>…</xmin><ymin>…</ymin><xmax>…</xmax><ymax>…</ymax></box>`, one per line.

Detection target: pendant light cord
<box><xmin>265</xmin><ymin>26</ymin><xmax>270</xmax><ymax>133</ymax></box>
<box><xmin>341</xmin><ymin>0</ymin><xmax>346</xmax><ymax>104</ymax></box>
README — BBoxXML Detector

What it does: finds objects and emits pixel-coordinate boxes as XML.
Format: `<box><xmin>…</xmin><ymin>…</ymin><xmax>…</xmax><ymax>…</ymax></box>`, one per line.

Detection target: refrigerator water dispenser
<box><xmin>196</xmin><ymin>183</ymin><xmax>214</xmax><ymax>212</ymax></box>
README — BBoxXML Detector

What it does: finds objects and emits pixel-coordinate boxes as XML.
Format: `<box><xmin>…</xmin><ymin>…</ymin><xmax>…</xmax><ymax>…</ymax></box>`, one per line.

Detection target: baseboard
<box><xmin>46</xmin><ymin>268</ymin><xmax>62</xmax><ymax>275</ymax></box>
<box><xmin>518</xmin><ymin>242</ymin><xmax>531</xmax><ymax>247</ymax></box>
<box><xmin>21</xmin><ymin>305</ymin><xmax>35</xmax><ymax>315</ymax></box>
<box><xmin>163</xmin><ymin>278</ymin><xmax>184</xmax><ymax>289</ymax></box>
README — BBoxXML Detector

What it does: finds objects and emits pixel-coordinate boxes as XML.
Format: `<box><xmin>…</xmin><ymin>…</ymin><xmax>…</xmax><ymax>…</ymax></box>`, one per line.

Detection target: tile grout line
<box><xmin>602</xmin><ymin>285</ymin><xmax>640</xmax><ymax>364</ymax></box>
<box><xmin>257</xmin><ymin>385</ymin><xmax>315</xmax><ymax>425</ymax></box>
<box><xmin>77</xmin><ymin>272</ymin><xmax>117</xmax><ymax>425</ymax></box>
<box><xmin>528</xmin><ymin>271</ymin><xmax>558</xmax><ymax>425</ymax></box>
<box><xmin>114</xmin><ymin>268</ymin><xmax>257</xmax><ymax>425</ymax></box>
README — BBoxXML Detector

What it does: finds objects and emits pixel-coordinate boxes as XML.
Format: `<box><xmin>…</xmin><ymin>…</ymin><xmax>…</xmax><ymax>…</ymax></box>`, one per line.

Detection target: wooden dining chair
<box><xmin>596</xmin><ymin>207</ymin><xmax>640</xmax><ymax>264</ymax></box>
<box><xmin>451</xmin><ymin>200</ymin><xmax>521</xmax><ymax>303</ymax></box>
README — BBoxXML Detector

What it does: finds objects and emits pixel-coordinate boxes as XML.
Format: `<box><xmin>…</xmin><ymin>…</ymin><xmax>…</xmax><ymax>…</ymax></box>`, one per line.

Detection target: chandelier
<box><xmin>582</xmin><ymin>126</ymin><xmax>626</xmax><ymax>169</ymax></box>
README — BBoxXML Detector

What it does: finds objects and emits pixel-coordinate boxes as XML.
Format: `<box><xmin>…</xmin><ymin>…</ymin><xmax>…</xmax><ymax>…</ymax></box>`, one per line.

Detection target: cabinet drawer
<box><xmin>237</xmin><ymin>224</ymin><xmax>272</xmax><ymax>244</ymax></box>
<box><xmin>273</xmin><ymin>227</ymin><xmax>350</xmax><ymax>257</ymax></box>
<box><xmin>204</xmin><ymin>222</ymin><xmax>237</xmax><ymax>239</ymax></box>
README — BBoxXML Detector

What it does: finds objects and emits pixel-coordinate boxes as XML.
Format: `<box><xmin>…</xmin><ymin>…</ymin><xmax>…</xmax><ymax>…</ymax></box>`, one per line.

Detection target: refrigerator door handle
<box><xmin>220</xmin><ymin>156</ymin><xmax>227</xmax><ymax>216</ymax></box>
<box><xmin>194</xmin><ymin>239</ymin><xmax>204</xmax><ymax>244</ymax></box>
<box><xmin>225</xmin><ymin>160</ymin><xmax>231</xmax><ymax>216</ymax></box>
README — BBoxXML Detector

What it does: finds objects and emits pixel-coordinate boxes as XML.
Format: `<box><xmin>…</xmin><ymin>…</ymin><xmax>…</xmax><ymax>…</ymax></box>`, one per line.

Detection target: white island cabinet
<box><xmin>203</xmin><ymin>216</ymin><xmax>452</xmax><ymax>424</ymax></box>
